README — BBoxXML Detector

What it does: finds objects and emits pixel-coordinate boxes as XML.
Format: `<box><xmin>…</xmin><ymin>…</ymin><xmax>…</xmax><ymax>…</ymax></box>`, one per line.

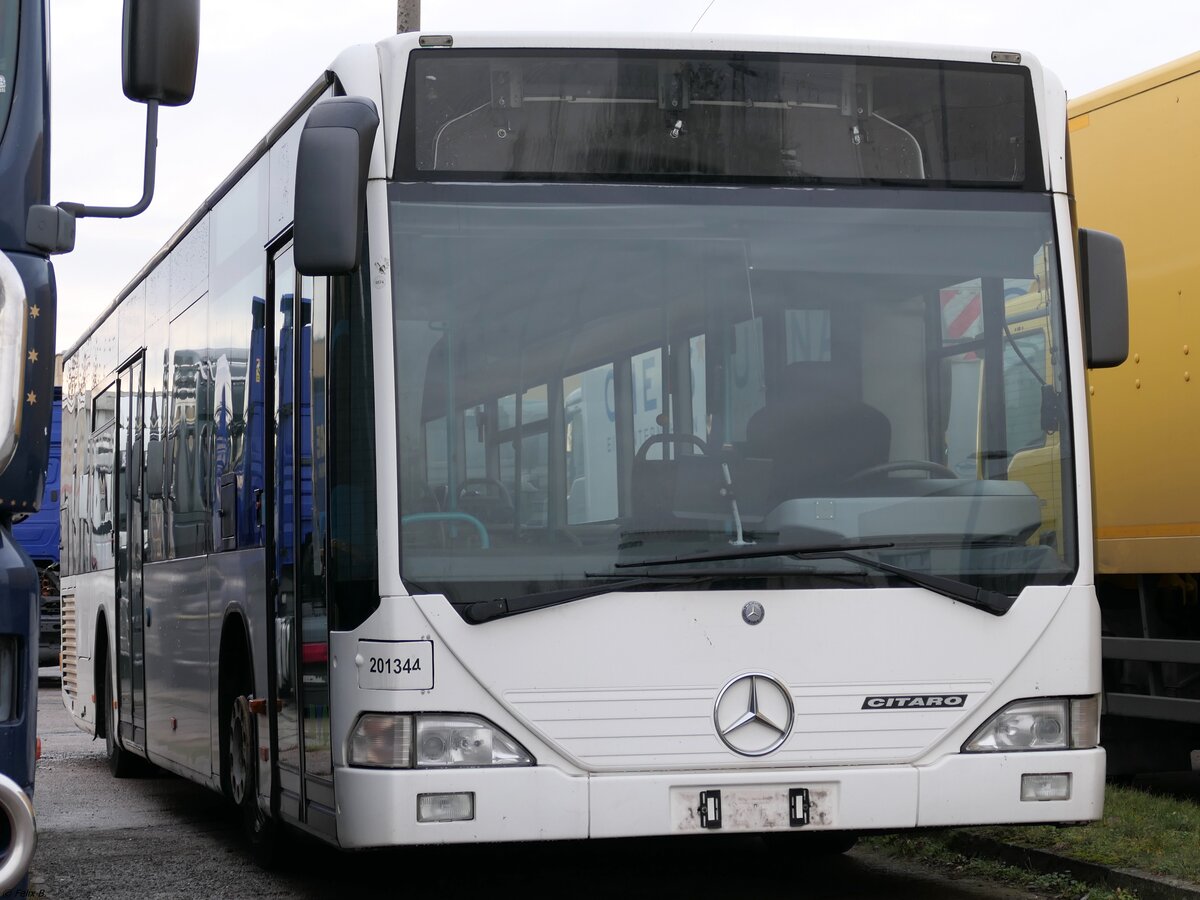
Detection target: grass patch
<box><xmin>864</xmin><ymin>783</ymin><xmax>1200</xmax><ymax>896</ymax></box>
<box><xmin>863</xmin><ymin>833</ymin><xmax>1138</xmax><ymax>900</ymax></box>
<box><xmin>964</xmin><ymin>783</ymin><xmax>1200</xmax><ymax>885</ymax></box>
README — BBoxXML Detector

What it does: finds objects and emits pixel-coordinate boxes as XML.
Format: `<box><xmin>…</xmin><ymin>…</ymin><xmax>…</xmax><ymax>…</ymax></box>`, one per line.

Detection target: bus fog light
<box><xmin>348</xmin><ymin>714</ymin><xmax>413</xmax><ymax>768</ymax></box>
<box><xmin>414</xmin><ymin>715</ymin><xmax>533</xmax><ymax>767</ymax></box>
<box><xmin>1021</xmin><ymin>773</ymin><xmax>1071</xmax><ymax>801</ymax></box>
<box><xmin>417</xmin><ymin>792</ymin><xmax>474</xmax><ymax>822</ymax></box>
<box><xmin>964</xmin><ymin>699</ymin><xmax>1069</xmax><ymax>752</ymax></box>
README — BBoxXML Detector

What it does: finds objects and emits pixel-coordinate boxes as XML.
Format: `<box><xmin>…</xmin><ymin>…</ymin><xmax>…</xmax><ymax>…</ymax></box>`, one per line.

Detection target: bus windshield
<box><xmin>390</xmin><ymin>184</ymin><xmax>1073</xmax><ymax>609</ymax></box>
<box><xmin>0</xmin><ymin>0</ymin><xmax>17</xmax><ymax>143</ymax></box>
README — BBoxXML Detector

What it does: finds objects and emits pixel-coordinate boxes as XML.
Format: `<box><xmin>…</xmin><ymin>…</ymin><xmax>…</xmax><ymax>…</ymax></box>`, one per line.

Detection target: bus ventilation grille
<box><xmin>61</xmin><ymin>593</ymin><xmax>78</xmax><ymax>698</ymax></box>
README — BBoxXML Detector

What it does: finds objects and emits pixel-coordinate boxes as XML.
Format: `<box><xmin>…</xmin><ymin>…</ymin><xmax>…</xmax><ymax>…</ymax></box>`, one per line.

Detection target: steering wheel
<box><xmin>458</xmin><ymin>477</ymin><xmax>515</xmax><ymax>507</ymax></box>
<box><xmin>400</xmin><ymin>512</ymin><xmax>491</xmax><ymax>549</ymax></box>
<box><xmin>634</xmin><ymin>432</ymin><xmax>710</xmax><ymax>462</ymax></box>
<box><xmin>848</xmin><ymin>460</ymin><xmax>958</xmax><ymax>481</ymax></box>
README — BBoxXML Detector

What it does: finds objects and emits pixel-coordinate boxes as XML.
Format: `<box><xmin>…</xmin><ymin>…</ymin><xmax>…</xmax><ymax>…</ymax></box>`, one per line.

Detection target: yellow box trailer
<box><xmin>1070</xmin><ymin>54</ymin><xmax>1200</xmax><ymax>750</ymax></box>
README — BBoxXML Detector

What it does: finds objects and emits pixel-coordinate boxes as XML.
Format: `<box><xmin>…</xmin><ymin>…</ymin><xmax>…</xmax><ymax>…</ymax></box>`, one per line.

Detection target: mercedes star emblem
<box><xmin>742</xmin><ymin>601</ymin><xmax>765</xmax><ymax>625</ymax></box>
<box><xmin>713</xmin><ymin>672</ymin><xmax>795</xmax><ymax>757</ymax></box>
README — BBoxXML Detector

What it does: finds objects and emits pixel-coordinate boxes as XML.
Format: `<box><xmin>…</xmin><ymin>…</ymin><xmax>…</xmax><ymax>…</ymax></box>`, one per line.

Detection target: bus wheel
<box><xmin>103</xmin><ymin>653</ymin><xmax>145</xmax><ymax>778</ymax></box>
<box><xmin>228</xmin><ymin>695</ymin><xmax>282</xmax><ymax>866</ymax></box>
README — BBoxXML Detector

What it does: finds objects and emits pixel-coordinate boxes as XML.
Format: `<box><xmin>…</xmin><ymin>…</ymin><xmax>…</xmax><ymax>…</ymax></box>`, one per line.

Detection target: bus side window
<box><xmin>785</xmin><ymin>309</ymin><xmax>832</xmax><ymax>363</ymax></box>
<box><xmin>327</xmin><ymin>263</ymin><xmax>379</xmax><ymax>631</ymax></box>
<box><xmin>1003</xmin><ymin>328</ymin><xmax>1047</xmax><ymax>452</ymax></box>
<box><xmin>167</xmin><ymin>297</ymin><xmax>212</xmax><ymax>559</ymax></box>
<box><xmin>937</xmin><ymin>279</ymin><xmax>985</xmax><ymax>478</ymax></box>
<box><xmin>564</xmin><ymin>363</ymin><xmax>617</xmax><ymax>525</ymax></box>
<box><xmin>89</xmin><ymin>384</ymin><xmax>118</xmax><ymax>571</ymax></box>
<box><xmin>722</xmin><ymin>317</ymin><xmax>765</xmax><ymax>445</ymax></box>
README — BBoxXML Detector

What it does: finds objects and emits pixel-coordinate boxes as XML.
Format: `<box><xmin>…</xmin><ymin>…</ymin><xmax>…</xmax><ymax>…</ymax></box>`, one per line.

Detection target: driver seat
<box><xmin>630</xmin><ymin>434</ymin><xmax>727</xmax><ymax>532</ymax></box>
<box><xmin>745</xmin><ymin>364</ymin><xmax>891</xmax><ymax>498</ymax></box>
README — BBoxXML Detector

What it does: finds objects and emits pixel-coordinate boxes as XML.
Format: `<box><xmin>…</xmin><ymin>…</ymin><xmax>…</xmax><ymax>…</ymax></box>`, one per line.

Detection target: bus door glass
<box><xmin>299</xmin><ymin>273</ymin><xmax>330</xmax><ymax>782</ymax></box>
<box><xmin>116</xmin><ymin>356</ymin><xmax>146</xmax><ymax>745</ymax></box>
<box><xmin>271</xmin><ymin>245</ymin><xmax>303</xmax><ymax>791</ymax></box>
<box><xmin>89</xmin><ymin>386</ymin><xmax>118</xmax><ymax>573</ymax></box>
<box><xmin>271</xmin><ymin>243</ymin><xmax>331</xmax><ymax>816</ymax></box>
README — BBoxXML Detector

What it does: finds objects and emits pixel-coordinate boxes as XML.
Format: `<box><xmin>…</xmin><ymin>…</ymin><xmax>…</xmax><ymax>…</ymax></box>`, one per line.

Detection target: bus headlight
<box><xmin>963</xmin><ymin>696</ymin><xmax>1099</xmax><ymax>752</ymax></box>
<box><xmin>348</xmin><ymin>713</ymin><xmax>534</xmax><ymax>768</ymax></box>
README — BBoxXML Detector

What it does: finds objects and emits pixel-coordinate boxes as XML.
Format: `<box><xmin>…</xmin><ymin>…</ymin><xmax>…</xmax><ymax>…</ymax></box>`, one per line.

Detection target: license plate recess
<box><xmin>670</xmin><ymin>783</ymin><xmax>836</xmax><ymax>833</ymax></box>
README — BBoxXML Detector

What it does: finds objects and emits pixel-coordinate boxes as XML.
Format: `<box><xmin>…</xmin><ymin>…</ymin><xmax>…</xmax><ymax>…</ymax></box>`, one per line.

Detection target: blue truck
<box><xmin>0</xmin><ymin>2</ymin><xmax>56</xmax><ymax>889</ymax></box>
<box><xmin>0</xmin><ymin>0</ymin><xmax>199</xmax><ymax>890</ymax></box>
<box><xmin>11</xmin><ymin>392</ymin><xmax>61</xmax><ymax>667</ymax></box>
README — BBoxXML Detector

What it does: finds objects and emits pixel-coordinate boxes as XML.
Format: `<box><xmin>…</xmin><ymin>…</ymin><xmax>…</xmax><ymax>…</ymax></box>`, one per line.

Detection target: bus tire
<box><xmin>227</xmin><ymin>693</ymin><xmax>283</xmax><ymax>866</ymax></box>
<box><xmin>102</xmin><ymin>650</ymin><xmax>145</xmax><ymax>778</ymax></box>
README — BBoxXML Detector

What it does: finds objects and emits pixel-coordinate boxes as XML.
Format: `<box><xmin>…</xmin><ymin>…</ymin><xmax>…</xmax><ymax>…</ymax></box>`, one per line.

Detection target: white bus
<box><xmin>58</xmin><ymin>31</ymin><xmax>1128</xmax><ymax>854</ymax></box>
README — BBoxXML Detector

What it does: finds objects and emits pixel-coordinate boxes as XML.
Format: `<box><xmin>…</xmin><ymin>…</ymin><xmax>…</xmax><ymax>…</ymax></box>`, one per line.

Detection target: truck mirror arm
<box><xmin>25</xmin><ymin>100</ymin><xmax>161</xmax><ymax>254</ymax></box>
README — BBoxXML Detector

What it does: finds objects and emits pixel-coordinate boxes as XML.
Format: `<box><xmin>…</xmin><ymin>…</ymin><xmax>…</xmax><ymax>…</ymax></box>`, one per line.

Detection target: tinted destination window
<box><xmin>401</xmin><ymin>50</ymin><xmax>1042</xmax><ymax>188</ymax></box>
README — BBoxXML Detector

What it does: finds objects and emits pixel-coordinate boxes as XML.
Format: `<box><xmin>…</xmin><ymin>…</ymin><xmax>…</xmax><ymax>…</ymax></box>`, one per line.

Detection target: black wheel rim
<box><xmin>229</xmin><ymin>701</ymin><xmax>249</xmax><ymax>806</ymax></box>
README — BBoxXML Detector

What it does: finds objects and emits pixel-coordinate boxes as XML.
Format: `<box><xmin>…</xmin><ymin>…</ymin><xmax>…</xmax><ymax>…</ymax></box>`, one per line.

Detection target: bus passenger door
<box><xmin>271</xmin><ymin>244</ymin><xmax>303</xmax><ymax>818</ymax></box>
<box><xmin>269</xmin><ymin>243</ymin><xmax>332</xmax><ymax>835</ymax></box>
<box><xmin>299</xmin><ymin>273</ymin><xmax>333</xmax><ymax>826</ymax></box>
<box><xmin>116</xmin><ymin>355</ymin><xmax>146</xmax><ymax>748</ymax></box>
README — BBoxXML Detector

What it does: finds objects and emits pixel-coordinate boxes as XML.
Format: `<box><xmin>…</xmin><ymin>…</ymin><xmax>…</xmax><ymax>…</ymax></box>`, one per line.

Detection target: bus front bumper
<box><xmin>334</xmin><ymin>747</ymin><xmax>1105</xmax><ymax>848</ymax></box>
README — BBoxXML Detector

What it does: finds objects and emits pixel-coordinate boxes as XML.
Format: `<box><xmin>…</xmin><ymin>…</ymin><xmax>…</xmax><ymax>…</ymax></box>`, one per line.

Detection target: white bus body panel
<box><xmin>60</xmin><ymin>570</ymin><xmax>110</xmax><ymax>735</ymax></box>
<box><xmin>330</xmin><ymin>583</ymin><xmax>1102</xmax><ymax>846</ymax></box>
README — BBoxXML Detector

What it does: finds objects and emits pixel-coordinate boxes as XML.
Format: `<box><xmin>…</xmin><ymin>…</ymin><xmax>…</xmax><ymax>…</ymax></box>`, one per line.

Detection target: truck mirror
<box><xmin>25</xmin><ymin>204</ymin><xmax>76</xmax><ymax>255</ymax></box>
<box><xmin>294</xmin><ymin>97</ymin><xmax>380</xmax><ymax>276</ymax></box>
<box><xmin>1079</xmin><ymin>228</ymin><xmax>1129</xmax><ymax>369</ymax></box>
<box><xmin>122</xmin><ymin>0</ymin><xmax>200</xmax><ymax>107</ymax></box>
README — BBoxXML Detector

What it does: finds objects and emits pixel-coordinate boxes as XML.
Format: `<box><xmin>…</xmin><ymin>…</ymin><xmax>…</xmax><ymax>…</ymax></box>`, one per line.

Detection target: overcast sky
<box><xmin>48</xmin><ymin>0</ymin><xmax>1200</xmax><ymax>352</ymax></box>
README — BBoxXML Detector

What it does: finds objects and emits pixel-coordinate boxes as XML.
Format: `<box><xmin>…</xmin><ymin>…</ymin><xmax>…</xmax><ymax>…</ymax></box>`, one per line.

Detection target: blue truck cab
<box><xmin>12</xmin><ymin>393</ymin><xmax>61</xmax><ymax>666</ymax></box>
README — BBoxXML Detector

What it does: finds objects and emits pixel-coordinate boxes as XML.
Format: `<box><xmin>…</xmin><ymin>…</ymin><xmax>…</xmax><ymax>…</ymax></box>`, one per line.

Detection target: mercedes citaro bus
<box><xmin>59</xmin><ymin>31</ymin><xmax>1128</xmax><ymax>853</ymax></box>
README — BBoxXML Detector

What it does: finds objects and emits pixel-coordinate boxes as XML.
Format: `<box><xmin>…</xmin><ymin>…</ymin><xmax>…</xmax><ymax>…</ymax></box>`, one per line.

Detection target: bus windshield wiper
<box><xmin>461</xmin><ymin>574</ymin><xmax>722</xmax><ymax>624</ymax></box>
<box><xmin>614</xmin><ymin>540</ymin><xmax>895</xmax><ymax>569</ymax></box>
<box><xmin>615</xmin><ymin>541</ymin><xmax>1014</xmax><ymax>616</ymax></box>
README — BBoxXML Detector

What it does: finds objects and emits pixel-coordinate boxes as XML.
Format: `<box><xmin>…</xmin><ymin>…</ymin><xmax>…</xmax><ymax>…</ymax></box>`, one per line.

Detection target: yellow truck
<box><xmin>1070</xmin><ymin>54</ymin><xmax>1200</xmax><ymax>769</ymax></box>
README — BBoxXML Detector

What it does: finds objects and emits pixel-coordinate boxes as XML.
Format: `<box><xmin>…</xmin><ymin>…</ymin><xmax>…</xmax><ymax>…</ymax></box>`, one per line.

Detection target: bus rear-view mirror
<box><xmin>294</xmin><ymin>97</ymin><xmax>380</xmax><ymax>276</ymax></box>
<box><xmin>1079</xmin><ymin>228</ymin><xmax>1129</xmax><ymax>369</ymax></box>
